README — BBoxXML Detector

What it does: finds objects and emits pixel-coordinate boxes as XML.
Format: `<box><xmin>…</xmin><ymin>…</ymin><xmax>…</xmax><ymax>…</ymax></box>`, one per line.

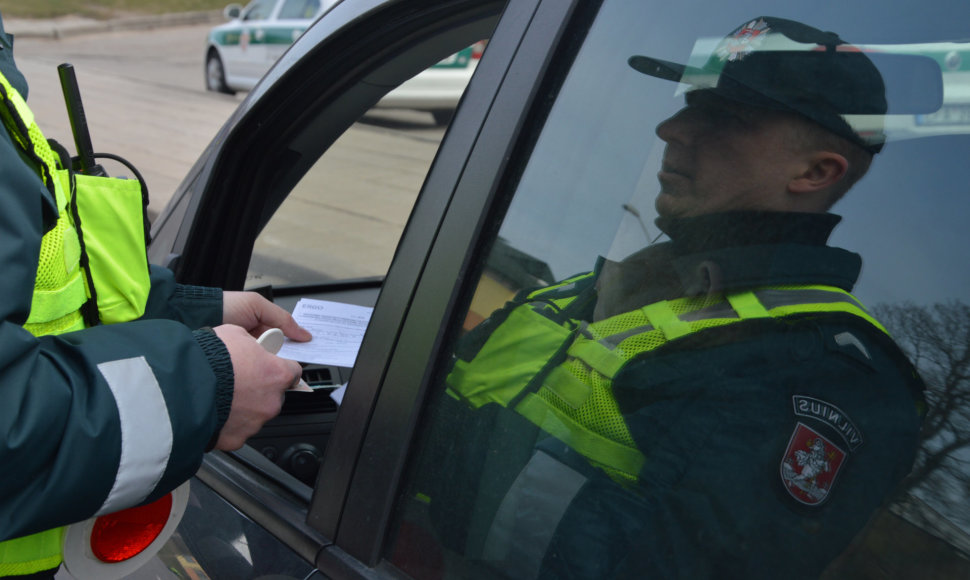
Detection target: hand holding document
<box><xmin>276</xmin><ymin>298</ymin><xmax>374</xmax><ymax>368</ymax></box>
<box><xmin>257</xmin><ymin>328</ymin><xmax>312</xmax><ymax>391</ymax></box>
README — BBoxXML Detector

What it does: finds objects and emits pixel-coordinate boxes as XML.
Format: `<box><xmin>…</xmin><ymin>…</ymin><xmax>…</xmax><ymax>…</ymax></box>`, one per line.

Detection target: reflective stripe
<box><xmin>567</xmin><ymin>339</ymin><xmax>624</xmax><ymax>379</ymax></box>
<box><xmin>544</xmin><ymin>366</ymin><xmax>591</xmax><ymax>409</ymax></box>
<box><xmin>2</xmin><ymin>79</ymin><xmax>33</xmax><ymax>127</ymax></box>
<box><xmin>526</xmin><ymin>271</ymin><xmax>592</xmax><ymax>300</ymax></box>
<box><xmin>599</xmin><ymin>323</ymin><xmax>655</xmax><ymax>348</ymax></box>
<box><xmin>604</xmin><ymin>287</ymin><xmax>881</xmax><ymax>346</ymax></box>
<box><xmin>727</xmin><ymin>291</ymin><xmax>770</xmax><ymax>319</ymax></box>
<box><xmin>0</xmin><ymin>74</ymin><xmax>58</xmax><ymax>193</ymax></box>
<box><xmin>482</xmin><ymin>451</ymin><xmax>587</xmax><ymax>580</ymax></box>
<box><xmin>641</xmin><ymin>301</ymin><xmax>691</xmax><ymax>340</ymax></box>
<box><xmin>680</xmin><ymin>302</ymin><xmax>738</xmax><ymax>322</ymax></box>
<box><xmin>756</xmin><ymin>288</ymin><xmax>867</xmax><ymax>311</ymax></box>
<box><xmin>0</xmin><ymin>529</ymin><xmax>63</xmax><ymax>576</ymax></box>
<box><xmin>515</xmin><ymin>393</ymin><xmax>645</xmax><ymax>479</ymax></box>
<box><xmin>25</xmin><ymin>268</ymin><xmax>88</xmax><ymax>324</ymax></box>
<box><xmin>96</xmin><ymin>357</ymin><xmax>172</xmax><ymax>515</ymax></box>
<box><xmin>835</xmin><ymin>331</ymin><xmax>871</xmax><ymax>360</ymax></box>
<box><xmin>450</xmin><ymin>278</ymin><xmax>889</xmax><ymax>490</ymax></box>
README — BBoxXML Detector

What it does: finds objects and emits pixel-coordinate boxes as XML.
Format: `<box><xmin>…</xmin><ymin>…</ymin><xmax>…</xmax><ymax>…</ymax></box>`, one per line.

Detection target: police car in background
<box><xmin>205</xmin><ymin>0</ymin><xmax>330</xmax><ymax>94</ymax></box>
<box><xmin>206</xmin><ymin>0</ymin><xmax>482</xmax><ymax>124</ymax></box>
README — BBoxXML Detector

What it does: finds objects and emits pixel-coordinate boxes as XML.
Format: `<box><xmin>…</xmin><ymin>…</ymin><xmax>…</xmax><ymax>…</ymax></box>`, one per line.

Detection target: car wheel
<box><xmin>431</xmin><ymin>109</ymin><xmax>454</xmax><ymax>126</ymax></box>
<box><xmin>206</xmin><ymin>51</ymin><xmax>235</xmax><ymax>95</ymax></box>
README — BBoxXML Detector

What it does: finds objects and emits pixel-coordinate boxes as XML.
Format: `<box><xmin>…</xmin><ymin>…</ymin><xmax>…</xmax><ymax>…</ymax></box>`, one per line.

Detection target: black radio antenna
<box><xmin>57</xmin><ymin>63</ymin><xmax>105</xmax><ymax>176</ymax></box>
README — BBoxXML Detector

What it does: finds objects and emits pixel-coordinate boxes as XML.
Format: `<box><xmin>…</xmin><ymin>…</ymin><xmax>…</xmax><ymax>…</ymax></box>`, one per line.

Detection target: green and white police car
<box><xmin>205</xmin><ymin>0</ymin><xmax>329</xmax><ymax>94</ymax></box>
<box><xmin>205</xmin><ymin>0</ymin><xmax>482</xmax><ymax>124</ymax></box>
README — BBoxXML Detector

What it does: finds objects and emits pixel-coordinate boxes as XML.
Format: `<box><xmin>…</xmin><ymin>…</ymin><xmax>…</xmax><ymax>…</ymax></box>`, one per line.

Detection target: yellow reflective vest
<box><xmin>447</xmin><ymin>271</ymin><xmax>892</xmax><ymax>485</ymax></box>
<box><xmin>0</xmin><ymin>69</ymin><xmax>151</xmax><ymax>576</ymax></box>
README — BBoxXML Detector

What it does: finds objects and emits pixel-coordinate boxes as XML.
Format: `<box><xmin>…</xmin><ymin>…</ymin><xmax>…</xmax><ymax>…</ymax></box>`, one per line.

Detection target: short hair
<box><xmin>791</xmin><ymin>117</ymin><xmax>874</xmax><ymax>209</ymax></box>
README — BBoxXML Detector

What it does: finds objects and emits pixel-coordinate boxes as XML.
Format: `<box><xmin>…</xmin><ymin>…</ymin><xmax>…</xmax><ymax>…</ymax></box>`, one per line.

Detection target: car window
<box><xmin>246</xmin><ymin>34</ymin><xmax>484</xmax><ymax>286</ymax></box>
<box><xmin>228</xmin><ymin>7</ymin><xmax>499</xmax><ymax>495</ymax></box>
<box><xmin>278</xmin><ymin>0</ymin><xmax>321</xmax><ymax>20</ymax></box>
<box><xmin>244</xmin><ymin>0</ymin><xmax>277</xmax><ymax>22</ymax></box>
<box><xmin>247</xmin><ymin>118</ymin><xmax>444</xmax><ymax>287</ymax></box>
<box><xmin>387</xmin><ymin>0</ymin><xmax>970</xmax><ymax>578</ymax></box>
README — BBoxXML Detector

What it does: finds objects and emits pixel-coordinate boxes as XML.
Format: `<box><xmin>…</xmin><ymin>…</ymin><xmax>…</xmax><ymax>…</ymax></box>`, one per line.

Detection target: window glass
<box><xmin>248</xmin><ymin>39</ymin><xmax>484</xmax><ymax>286</ymax></box>
<box><xmin>390</xmin><ymin>0</ymin><xmax>970</xmax><ymax>578</ymax></box>
<box><xmin>247</xmin><ymin>119</ymin><xmax>443</xmax><ymax>286</ymax></box>
<box><xmin>244</xmin><ymin>0</ymin><xmax>277</xmax><ymax>21</ymax></box>
<box><xmin>242</xmin><ymin>25</ymin><xmax>494</xmax><ymax>488</ymax></box>
<box><xmin>278</xmin><ymin>0</ymin><xmax>321</xmax><ymax>20</ymax></box>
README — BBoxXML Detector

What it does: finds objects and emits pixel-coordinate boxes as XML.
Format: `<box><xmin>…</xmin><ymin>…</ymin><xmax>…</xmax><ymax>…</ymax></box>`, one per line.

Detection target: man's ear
<box><xmin>788</xmin><ymin>152</ymin><xmax>849</xmax><ymax>194</ymax></box>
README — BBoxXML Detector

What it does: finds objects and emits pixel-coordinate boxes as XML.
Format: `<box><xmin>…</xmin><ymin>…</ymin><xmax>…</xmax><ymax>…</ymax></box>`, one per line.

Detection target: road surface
<box><xmin>10</xmin><ymin>21</ymin><xmax>446</xmax><ymax>225</ymax></box>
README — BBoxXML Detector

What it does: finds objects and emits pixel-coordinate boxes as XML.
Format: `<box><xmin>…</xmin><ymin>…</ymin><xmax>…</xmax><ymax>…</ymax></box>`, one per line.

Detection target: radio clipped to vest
<box><xmin>55</xmin><ymin>62</ymin><xmax>151</xmax><ymax>327</ymax></box>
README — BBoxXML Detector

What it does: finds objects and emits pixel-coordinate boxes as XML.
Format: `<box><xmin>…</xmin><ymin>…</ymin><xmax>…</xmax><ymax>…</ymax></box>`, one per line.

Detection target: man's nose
<box><xmin>655</xmin><ymin>108</ymin><xmax>692</xmax><ymax>144</ymax></box>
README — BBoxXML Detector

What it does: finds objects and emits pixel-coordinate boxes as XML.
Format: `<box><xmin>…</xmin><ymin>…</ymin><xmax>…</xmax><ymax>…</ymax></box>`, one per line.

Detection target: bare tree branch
<box><xmin>874</xmin><ymin>301</ymin><xmax>970</xmax><ymax>510</ymax></box>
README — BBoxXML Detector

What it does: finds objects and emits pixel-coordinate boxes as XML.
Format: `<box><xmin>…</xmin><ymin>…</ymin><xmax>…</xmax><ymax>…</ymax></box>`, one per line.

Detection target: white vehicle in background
<box><xmin>206</xmin><ymin>1</ymin><xmax>484</xmax><ymax>124</ymax></box>
<box><xmin>206</xmin><ymin>0</ymin><xmax>329</xmax><ymax>95</ymax></box>
<box><xmin>375</xmin><ymin>41</ymin><xmax>487</xmax><ymax>125</ymax></box>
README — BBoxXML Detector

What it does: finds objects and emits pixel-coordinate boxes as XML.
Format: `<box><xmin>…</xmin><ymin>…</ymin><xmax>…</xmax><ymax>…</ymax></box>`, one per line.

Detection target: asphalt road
<box><xmin>10</xmin><ymin>21</ymin><xmax>447</xmax><ymax>224</ymax></box>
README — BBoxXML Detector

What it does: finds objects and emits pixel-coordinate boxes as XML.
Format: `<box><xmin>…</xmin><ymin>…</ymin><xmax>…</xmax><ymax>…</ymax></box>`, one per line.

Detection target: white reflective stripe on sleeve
<box><xmin>95</xmin><ymin>356</ymin><xmax>173</xmax><ymax>515</ymax></box>
<box><xmin>482</xmin><ymin>450</ymin><xmax>587</xmax><ymax>579</ymax></box>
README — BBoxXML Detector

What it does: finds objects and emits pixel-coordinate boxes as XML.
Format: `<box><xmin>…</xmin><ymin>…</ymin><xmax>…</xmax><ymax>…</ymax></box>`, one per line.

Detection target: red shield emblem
<box><xmin>780</xmin><ymin>423</ymin><xmax>846</xmax><ymax>506</ymax></box>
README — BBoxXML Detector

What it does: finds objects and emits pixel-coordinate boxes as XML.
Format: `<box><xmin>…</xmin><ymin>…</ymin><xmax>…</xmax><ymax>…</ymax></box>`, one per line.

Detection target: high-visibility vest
<box><xmin>446</xmin><ymin>271</ymin><xmax>892</xmax><ymax>485</ymax></box>
<box><xmin>0</xmin><ymin>69</ymin><xmax>151</xmax><ymax>576</ymax></box>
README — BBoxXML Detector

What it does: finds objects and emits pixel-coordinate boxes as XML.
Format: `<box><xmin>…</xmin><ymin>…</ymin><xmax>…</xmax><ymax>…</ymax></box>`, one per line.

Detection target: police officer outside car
<box><xmin>0</xmin><ymin>9</ymin><xmax>312</xmax><ymax>578</ymax></box>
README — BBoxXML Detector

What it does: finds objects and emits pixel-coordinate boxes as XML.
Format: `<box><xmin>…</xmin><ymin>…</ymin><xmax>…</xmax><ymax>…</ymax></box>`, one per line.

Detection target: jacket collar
<box><xmin>658</xmin><ymin>212</ymin><xmax>860</xmax><ymax>294</ymax></box>
<box><xmin>592</xmin><ymin>212</ymin><xmax>861</xmax><ymax>320</ymax></box>
<box><xmin>657</xmin><ymin>211</ymin><xmax>842</xmax><ymax>252</ymax></box>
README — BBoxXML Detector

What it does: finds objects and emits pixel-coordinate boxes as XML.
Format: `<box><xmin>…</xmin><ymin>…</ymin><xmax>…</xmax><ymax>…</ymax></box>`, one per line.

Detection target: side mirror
<box><xmin>224</xmin><ymin>3</ymin><xmax>244</xmax><ymax>20</ymax></box>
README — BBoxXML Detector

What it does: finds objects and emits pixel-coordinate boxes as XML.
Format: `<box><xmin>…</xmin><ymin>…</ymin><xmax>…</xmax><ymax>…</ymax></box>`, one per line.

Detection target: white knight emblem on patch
<box><xmin>780</xmin><ymin>423</ymin><xmax>847</xmax><ymax>506</ymax></box>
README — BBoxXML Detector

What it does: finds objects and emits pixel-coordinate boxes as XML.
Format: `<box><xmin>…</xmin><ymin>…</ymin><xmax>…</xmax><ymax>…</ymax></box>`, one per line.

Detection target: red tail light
<box><xmin>471</xmin><ymin>40</ymin><xmax>487</xmax><ymax>59</ymax></box>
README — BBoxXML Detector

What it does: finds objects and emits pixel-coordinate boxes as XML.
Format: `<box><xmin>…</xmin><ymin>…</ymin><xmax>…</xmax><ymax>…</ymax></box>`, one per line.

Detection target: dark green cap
<box><xmin>629</xmin><ymin>17</ymin><xmax>889</xmax><ymax>153</ymax></box>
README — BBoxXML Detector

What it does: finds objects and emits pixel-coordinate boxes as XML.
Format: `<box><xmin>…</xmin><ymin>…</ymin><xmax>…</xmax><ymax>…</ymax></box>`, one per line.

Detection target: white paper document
<box><xmin>276</xmin><ymin>298</ymin><xmax>373</xmax><ymax>367</ymax></box>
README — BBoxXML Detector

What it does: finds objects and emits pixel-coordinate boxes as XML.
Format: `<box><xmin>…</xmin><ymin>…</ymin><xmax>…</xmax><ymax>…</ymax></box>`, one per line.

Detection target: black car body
<box><xmin>139</xmin><ymin>0</ymin><xmax>970</xmax><ymax>577</ymax></box>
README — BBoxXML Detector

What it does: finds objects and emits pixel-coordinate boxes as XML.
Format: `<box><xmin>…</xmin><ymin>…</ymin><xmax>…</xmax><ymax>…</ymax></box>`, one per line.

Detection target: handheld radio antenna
<box><xmin>57</xmin><ymin>63</ymin><xmax>105</xmax><ymax>176</ymax></box>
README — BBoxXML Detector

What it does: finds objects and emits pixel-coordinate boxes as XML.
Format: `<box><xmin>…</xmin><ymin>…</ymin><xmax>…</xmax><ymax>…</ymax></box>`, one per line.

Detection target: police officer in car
<box><xmin>431</xmin><ymin>16</ymin><xmax>925</xmax><ymax>579</ymax></box>
<box><xmin>0</xmin><ymin>10</ymin><xmax>311</xmax><ymax>578</ymax></box>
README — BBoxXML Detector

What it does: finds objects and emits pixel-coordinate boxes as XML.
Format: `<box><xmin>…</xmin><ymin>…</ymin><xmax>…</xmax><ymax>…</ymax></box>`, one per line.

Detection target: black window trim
<box><xmin>307</xmin><ymin>0</ymin><xmax>515</xmax><ymax>537</ymax></box>
<box><xmin>155</xmin><ymin>0</ymin><xmax>508</xmax><ymax>567</ymax></box>
<box><xmin>319</xmin><ymin>0</ymin><xmax>590</xmax><ymax>568</ymax></box>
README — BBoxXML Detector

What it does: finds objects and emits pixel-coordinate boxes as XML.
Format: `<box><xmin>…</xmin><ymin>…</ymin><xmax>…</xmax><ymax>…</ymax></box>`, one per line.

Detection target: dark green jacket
<box><xmin>427</xmin><ymin>212</ymin><xmax>924</xmax><ymax>579</ymax></box>
<box><xmin>0</xmin><ymin>14</ymin><xmax>233</xmax><ymax>542</ymax></box>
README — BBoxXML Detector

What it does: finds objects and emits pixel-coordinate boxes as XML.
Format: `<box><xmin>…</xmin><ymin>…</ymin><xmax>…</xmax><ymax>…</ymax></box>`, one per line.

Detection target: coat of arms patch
<box><xmin>780</xmin><ymin>422</ymin><xmax>847</xmax><ymax>506</ymax></box>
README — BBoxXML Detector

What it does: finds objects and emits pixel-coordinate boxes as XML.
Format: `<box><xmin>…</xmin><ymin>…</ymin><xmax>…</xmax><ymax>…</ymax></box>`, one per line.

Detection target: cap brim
<box><xmin>628</xmin><ymin>53</ymin><xmax>884</xmax><ymax>154</ymax></box>
<box><xmin>628</xmin><ymin>55</ymin><xmax>687</xmax><ymax>82</ymax></box>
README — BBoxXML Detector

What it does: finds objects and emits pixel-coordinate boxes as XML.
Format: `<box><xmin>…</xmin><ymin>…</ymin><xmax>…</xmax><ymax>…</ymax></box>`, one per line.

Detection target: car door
<box><xmin>230</xmin><ymin>0</ymin><xmax>278</xmax><ymax>82</ymax></box>
<box><xmin>315</xmin><ymin>1</ymin><xmax>970</xmax><ymax>578</ymax></box>
<box><xmin>148</xmin><ymin>0</ymin><xmax>970</xmax><ymax>577</ymax></box>
<box><xmin>147</xmin><ymin>0</ymin><xmax>527</xmax><ymax>576</ymax></box>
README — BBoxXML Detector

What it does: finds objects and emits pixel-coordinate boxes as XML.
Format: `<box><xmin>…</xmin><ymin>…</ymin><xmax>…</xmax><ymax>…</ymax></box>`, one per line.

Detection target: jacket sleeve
<box><xmin>538</xmin><ymin>317</ymin><xmax>923</xmax><ymax>579</ymax></box>
<box><xmin>0</xmin><ymin>127</ymin><xmax>234</xmax><ymax>542</ymax></box>
<box><xmin>142</xmin><ymin>263</ymin><xmax>224</xmax><ymax>329</ymax></box>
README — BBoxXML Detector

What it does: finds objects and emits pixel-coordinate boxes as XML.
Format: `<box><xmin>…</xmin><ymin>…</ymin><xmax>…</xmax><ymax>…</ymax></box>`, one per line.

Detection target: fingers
<box><xmin>223</xmin><ymin>291</ymin><xmax>312</xmax><ymax>342</ymax></box>
<box><xmin>212</xmin><ymin>324</ymin><xmax>306</xmax><ymax>450</ymax></box>
<box><xmin>278</xmin><ymin>315</ymin><xmax>313</xmax><ymax>342</ymax></box>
